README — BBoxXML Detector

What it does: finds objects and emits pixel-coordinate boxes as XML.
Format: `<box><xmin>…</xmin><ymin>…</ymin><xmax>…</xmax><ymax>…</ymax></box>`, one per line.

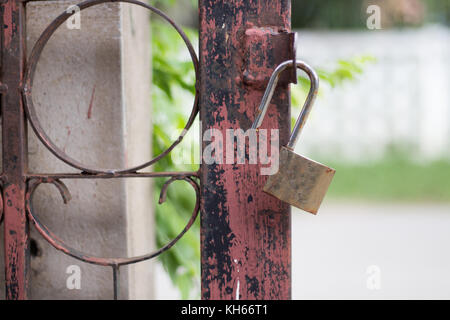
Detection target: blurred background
<box><xmin>151</xmin><ymin>0</ymin><xmax>450</xmax><ymax>299</ymax></box>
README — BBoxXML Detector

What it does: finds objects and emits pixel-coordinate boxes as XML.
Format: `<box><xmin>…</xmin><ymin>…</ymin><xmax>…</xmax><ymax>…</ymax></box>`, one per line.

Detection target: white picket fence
<box><xmin>295</xmin><ymin>25</ymin><xmax>450</xmax><ymax>163</ymax></box>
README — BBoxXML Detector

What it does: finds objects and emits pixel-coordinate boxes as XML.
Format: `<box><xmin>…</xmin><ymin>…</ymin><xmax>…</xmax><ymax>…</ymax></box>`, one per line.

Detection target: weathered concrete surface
<box><xmin>0</xmin><ymin>0</ymin><xmax>153</xmax><ymax>299</ymax></box>
<box><xmin>122</xmin><ymin>2</ymin><xmax>153</xmax><ymax>300</ymax></box>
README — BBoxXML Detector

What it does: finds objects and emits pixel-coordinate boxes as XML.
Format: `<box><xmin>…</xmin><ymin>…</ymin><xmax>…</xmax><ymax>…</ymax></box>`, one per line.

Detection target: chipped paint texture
<box><xmin>200</xmin><ymin>0</ymin><xmax>292</xmax><ymax>300</ymax></box>
<box><xmin>1</xmin><ymin>0</ymin><xmax>29</xmax><ymax>300</ymax></box>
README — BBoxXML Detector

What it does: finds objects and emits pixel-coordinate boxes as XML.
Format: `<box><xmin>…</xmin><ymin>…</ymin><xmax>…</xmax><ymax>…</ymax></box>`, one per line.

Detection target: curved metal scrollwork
<box><xmin>22</xmin><ymin>0</ymin><xmax>200</xmax><ymax>174</ymax></box>
<box><xmin>26</xmin><ymin>176</ymin><xmax>200</xmax><ymax>298</ymax></box>
<box><xmin>18</xmin><ymin>0</ymin><xmax>201</xmax><ymax>299</ymax></box>
<box><xmin>26</xmin><ymin>177</ymin><xmax>199</xmax><ymax>268</ymax></box>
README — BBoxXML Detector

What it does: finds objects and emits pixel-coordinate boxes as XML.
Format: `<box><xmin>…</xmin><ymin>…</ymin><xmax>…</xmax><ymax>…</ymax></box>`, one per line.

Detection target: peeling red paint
<box><xmin>200</xmin><ymin>0</ymin><xmax>292</xmax><ymax>300</ymax></box>
<box><xmin>3</xmin><ymin>185</ymin><xmax>29</xmax><ymax>299</ymax></box>
<box><xmin>2</xmin><ymin>1</ymin><xmax>16</xmax><ymax>48</ymax></box>
<box><xmin>2</xmin><ymin>0</ymin><xmax>29</xmax><ymax>300</ymax></box>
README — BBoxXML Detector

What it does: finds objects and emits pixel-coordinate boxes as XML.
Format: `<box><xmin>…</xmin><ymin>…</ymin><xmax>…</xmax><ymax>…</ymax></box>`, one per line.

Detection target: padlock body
<box><xmin>264</xmin><ymin>147</ymin><xmax>335</xmax><ymax>214</ymax></box>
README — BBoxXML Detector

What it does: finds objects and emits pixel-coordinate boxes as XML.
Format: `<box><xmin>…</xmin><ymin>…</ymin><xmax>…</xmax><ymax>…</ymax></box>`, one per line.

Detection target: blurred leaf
<box><xmin>293</xmin><ymin>54</ymin><xmax>376</xmax><ymax>121</ymax></box>
<box><xmin>152</xmin><ymin>20</ymin><xmax>199</xmax><ymax>299</ymax></box>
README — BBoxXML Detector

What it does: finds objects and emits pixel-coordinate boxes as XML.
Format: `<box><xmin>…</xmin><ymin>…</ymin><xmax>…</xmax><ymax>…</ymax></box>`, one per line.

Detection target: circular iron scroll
<box><xmin>26</xmin><ymin>177</ymin><xmax>200</xmax><ymax>267</ymax></box>
<box><xmin>22</xmin><ymin>0</ymin><xmax>199</xmax><ymax>174</ymax></box>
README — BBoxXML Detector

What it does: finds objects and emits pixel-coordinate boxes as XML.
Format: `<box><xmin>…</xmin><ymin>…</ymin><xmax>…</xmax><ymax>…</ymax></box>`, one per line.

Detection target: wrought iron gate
<box><xmin>1</xmin><ymin>0</ymin><xmax>294</xmax><ymax>300</ymax></box>
<box><xmin>0</xmin><ymin>0</ymin><xmax>201</xmax><ymax>300</ymax></box>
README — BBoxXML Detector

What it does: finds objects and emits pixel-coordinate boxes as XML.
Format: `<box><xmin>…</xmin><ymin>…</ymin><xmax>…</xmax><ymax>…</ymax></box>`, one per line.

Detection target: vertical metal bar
<box><xmin>199</xmin><ymin>1</ymin><xmax>292</xmax><ymax>300</ymax></box>
<box><xmin>1</xmin><ymin>0</ymin><xmax>29</xmax><ymax>300</ymax></box>
<box><xmin>112</xmin><ymin>265</ymin><xmax>120</xmax><ymax>300</ymax></box>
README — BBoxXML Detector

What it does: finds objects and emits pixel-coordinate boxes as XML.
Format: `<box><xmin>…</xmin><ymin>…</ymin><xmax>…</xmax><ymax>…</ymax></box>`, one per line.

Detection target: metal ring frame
<box><xmin>19</xmin><ymin>0</ymin><xmax>200</xmax><ymax>299</ymax></box>
<box><xmin>22</xmin><ymin>0</ymin><xmax>200</xmax><ymax>174</ymax></box>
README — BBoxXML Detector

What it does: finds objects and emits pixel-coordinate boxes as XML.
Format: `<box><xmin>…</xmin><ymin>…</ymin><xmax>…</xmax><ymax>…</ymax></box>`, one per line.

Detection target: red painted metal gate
<box><xmin>0</xmin><ymin>0</ymin><xmax>294</xmax><ymax>299</ymax></box>
<box><xmin>199</xmin><ymin>0</ymin><xmax>294</xmax><ymax>300</ymax></box>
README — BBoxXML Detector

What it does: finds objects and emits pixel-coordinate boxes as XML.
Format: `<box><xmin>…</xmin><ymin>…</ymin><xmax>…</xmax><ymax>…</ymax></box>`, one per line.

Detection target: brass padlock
<box><xmin>252</xmin><ymin>60</ymin><xmax>335</xmax><ymax>215</ymax></box>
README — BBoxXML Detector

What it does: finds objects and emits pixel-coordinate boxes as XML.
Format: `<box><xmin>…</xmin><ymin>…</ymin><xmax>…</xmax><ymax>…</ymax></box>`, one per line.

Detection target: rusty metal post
<box><xmin>200</xmin><ymin>0</ymin><xmax>292</xmax><ymax>300</ymax></box>
<box><xmin>1</xmin><ymin>0</ymin><xmax>29</xmax><ymax>299</ymax></box>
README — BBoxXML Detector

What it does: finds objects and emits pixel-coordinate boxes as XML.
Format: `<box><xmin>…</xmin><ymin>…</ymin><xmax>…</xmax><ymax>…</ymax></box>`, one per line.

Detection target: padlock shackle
<box><xmin>251</xmin><ymin>60</ymin><xmax>319</xmax><ymax>150</ymax></box>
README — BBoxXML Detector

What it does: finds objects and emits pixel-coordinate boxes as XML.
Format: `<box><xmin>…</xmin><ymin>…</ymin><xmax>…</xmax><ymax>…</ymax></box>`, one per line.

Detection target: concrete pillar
<box><xmin>0</xmin><ymin>0</ymin><xmax>153</xmax><ymax>299</ymax></box>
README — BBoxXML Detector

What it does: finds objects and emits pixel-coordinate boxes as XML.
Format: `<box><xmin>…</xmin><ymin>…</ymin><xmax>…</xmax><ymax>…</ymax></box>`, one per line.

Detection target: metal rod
<box><xmin>26</xmin><ymin>171</ymin><xmax>199</xmax><ymax>180</ymax></box>
<box><xmin>113</xmin><ymin>265</ymin><xmax>120</xmax><ymax>300</ymax></box>
<box><xmin>251</xmin><ymin>60</ymin><xmax>320</xmax><ymax>150</ymax></box>
<box><xmin>287</xmin><ymin>61</ymin><xmax>319</xmax><ymax>149</ymax></box>
<box><xmin>1</xmin><ymin>0</ymin><xmax>30</xmax><ymax>300</ymax></box>
<box><xmin>252</xmin><ymin>60</ymin><xmax>293</xmax><ymax>130</ymax></box>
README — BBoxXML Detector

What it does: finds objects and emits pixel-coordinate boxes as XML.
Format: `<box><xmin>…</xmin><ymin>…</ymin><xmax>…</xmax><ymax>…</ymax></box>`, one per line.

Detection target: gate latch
<box><xmin>243</xmin><ymin>28</ymin><xmax>297</xmax><ymax>89</ymax></box>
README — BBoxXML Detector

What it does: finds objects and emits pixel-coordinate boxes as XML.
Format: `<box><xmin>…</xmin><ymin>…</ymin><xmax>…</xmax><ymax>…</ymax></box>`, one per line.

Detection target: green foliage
<box><xmin>153</xmin><ymin>0</ymin><xmax>198</xmax><ymax>11</ymax></box>
<box><xmin>425</xmin><ymin>0</ymin><xmax>450</xmax><ymax>26</ymax></box>
<box><xmin>292</xmin><ymin>0</ymin><xmax>368</xmax><ymax>29</ymax></box>
<box><xmin>327</xmin><ymin>151</ymin><xmax>450</xmax><ymax>202</ymax></box>
<box><xmin>152</xmin><ymin>21</ymin><xmax>199</xmax><ymax>299</ymax></box>
<box><xmin>292</xmin><ymin>55</ymin><xmax>376</xmax><ymax>127</ymax></box>
<box><xmin>317</xmin><ymin>55</ymin><xmax>377</xmax><ymax>88</ymax></box>
<box><xmin>292</xmin><ymin>0</ymin><xmax>449</xmax><ymax>29</ymax></box>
